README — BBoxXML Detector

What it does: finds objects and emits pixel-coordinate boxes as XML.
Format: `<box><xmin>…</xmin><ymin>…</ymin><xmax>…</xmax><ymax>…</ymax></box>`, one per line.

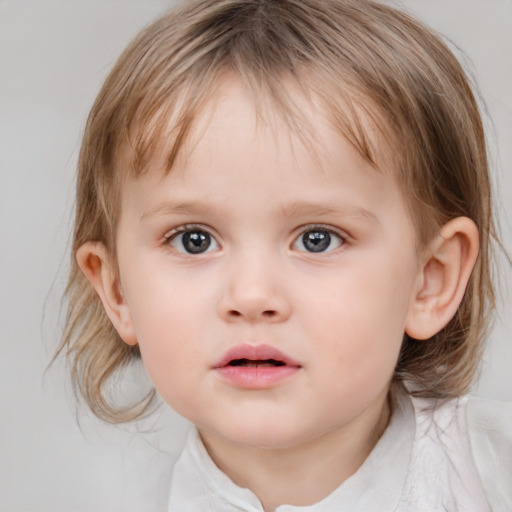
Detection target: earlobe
<box><xmin>76</xmin><ymin>242</ymin><xmax>138</xmax><ymax>346</ymax></box>
<box><xmin>405</xmin><ymin>217</ymin><xmax>479</xmax><ymax>340</ymax></box>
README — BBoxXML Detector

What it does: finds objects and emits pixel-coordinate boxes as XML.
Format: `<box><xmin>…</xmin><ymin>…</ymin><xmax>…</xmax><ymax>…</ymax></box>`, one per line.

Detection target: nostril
<box><xmin>227</xmin><ymin>309</ymin><xmax>277</xmax><ymax>318</ymax></box>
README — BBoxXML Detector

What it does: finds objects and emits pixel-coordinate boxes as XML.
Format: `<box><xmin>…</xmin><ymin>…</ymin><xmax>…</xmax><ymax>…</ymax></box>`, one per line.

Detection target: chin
<box><xmin>207</xmin><ymin>419</ymin><xmax>316</xmax><ymax>451</ymax></box>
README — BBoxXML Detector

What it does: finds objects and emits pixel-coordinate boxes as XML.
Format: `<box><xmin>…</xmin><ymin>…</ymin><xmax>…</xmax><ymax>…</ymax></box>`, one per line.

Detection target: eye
<box><xmin>293</xmin><ymin>227</ymin><xmax>344</xmax><ymax>253</ymax></box>
<box><xmin>167</xmin><ymin>228</ymin><xmax>220</xmax><ymax>254</ymax></box>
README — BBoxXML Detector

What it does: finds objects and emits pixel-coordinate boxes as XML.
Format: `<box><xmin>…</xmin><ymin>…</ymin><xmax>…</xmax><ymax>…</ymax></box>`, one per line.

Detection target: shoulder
<box><xmin>465</xmin><ymin>396</ymin><xmax>512</xmax><ymax>510</ymax></box>
<box><xmin>409</xmin><ymin>392</ymin><xmax>512</xmax><ymax>511</ymax></box>
<box><xmin>465</xmin><ymin>394</ymin><xmax>512</xmax><ymax>444</ymax></box>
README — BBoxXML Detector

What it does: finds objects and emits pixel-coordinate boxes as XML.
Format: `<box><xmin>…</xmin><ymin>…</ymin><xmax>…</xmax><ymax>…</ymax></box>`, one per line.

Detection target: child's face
<box><xmin>114</xmin><ymin>79</ymin><xmax>423</xmax><ymax>449</ymax></box>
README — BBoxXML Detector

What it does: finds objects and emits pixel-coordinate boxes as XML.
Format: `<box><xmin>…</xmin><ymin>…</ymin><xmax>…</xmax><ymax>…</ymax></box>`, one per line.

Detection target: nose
<box><xmin>217</xmin><ymin>253</ymin><xmax>292</xmax><ymax>324</ymax></box>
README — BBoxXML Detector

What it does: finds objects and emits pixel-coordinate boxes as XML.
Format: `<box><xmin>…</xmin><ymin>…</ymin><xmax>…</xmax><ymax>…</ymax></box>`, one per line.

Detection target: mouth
<box><xmin>214</xmin><ymin>344</ymin><xmax>301</xmax><ymax>389</ymax></box>
<box><xmin>226</xmin><ymin>358</ymin><xmax>287</xmax><ymax>368</ymax></box>
<box><xmin>214</xmin><ymin>343</ymin><xmax>300</xmax><ymax>369</ymax></box>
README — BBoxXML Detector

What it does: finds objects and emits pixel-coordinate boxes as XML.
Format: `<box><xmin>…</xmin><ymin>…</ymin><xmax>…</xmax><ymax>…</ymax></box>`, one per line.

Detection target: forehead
<box><xmin>119</xmin><ymin>78</ymin><xmax>411</xmax><ymax>234</ymax></box>
<box><xmin>127</xmin><ymin>74</ymin><xmax>395</xmax><ymax>181</ymax></box>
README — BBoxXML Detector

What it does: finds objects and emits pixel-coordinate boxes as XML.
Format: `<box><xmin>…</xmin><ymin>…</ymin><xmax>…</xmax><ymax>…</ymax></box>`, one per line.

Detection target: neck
<box><xmin>199</xmin><ymin>390</ymin><xmax>391</xmax><ymax>511</ymax></box>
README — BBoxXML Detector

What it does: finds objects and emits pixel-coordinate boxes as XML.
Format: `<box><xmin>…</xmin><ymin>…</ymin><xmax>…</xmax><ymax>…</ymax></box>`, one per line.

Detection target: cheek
<box><xmin>122</xmin><ymin>269</ymin><xmax>214</xmax><ymax>396</ymax></box>
<box><xmin>304</xmin><ymin>257</ymin><xmax>415</xmax><ymax>377</ymax></box>
<box><xmin>123</xmin><ymin>259</ymin><xmax>215</xmax><ymax>338</ymax></box>
<box><xmin>134</xmin><ymin>311</ymin><xmax>208</xmax><ymax>419</ymax></box>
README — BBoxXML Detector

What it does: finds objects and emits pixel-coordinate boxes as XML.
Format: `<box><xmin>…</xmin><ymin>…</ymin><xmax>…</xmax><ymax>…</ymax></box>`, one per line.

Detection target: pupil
<box><xmin>183</xmin><ymin>231</ymin><xmax>211</xmax><ymax>254</ymax></box>
<box><xmin>303</xmin><ymin>230</ymin><xmax>330</xmax><ymax>252</ymax></box>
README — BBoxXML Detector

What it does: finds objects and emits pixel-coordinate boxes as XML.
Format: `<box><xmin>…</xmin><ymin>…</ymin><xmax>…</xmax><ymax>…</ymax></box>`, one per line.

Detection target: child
<box><xmin>56</xmin><ymin>0</ymin><xmax>512</xmax><ymax>510</ymax></box>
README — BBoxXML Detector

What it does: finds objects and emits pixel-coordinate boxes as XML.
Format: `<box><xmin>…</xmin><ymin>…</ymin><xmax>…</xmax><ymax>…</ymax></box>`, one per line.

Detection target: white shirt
<box><xmin>167</xmin><ymin>388</ymin><xmax>512</xmax><ymax>511</ymax></box>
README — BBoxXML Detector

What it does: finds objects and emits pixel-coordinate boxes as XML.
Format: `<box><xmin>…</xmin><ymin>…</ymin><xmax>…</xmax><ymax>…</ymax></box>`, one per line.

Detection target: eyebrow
<box><xmin>281</xmin><ymin>201</ymin><xmax>380</xmax><ymax>225</ymax></box>
<box><xmin>140</xmin><ymin>201</ymin><xmax>217</xmax><ymax>221</ymax></box>
<box><xmin>140</xmin><ymin>200</ymin><xmax>380</xmax><ymax>225</ymax></box>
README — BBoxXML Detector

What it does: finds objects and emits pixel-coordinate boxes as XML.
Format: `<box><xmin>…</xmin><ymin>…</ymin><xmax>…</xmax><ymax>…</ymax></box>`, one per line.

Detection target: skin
<box><xmin>79</xmin><ymin>79</ymin><xmax>480</xmax><ymax>510</ymax></box>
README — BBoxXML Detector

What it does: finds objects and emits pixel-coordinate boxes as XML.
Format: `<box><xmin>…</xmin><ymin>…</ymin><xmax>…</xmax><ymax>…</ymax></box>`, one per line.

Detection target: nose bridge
<box><xmin>218</xmin><ymin>245</ymin><xmax>291</xmax><ymax>323</ymax></box>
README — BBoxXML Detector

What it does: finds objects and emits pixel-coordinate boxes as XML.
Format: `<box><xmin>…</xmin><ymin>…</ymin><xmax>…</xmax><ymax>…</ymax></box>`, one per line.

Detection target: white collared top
<box><xmin>168</xmin><ymin>388</ymin><xmax>512</xmax><ymax>511</ymax></box>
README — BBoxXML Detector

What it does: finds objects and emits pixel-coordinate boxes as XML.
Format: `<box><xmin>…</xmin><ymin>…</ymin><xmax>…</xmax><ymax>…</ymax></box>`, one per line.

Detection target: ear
<box><xmin>405</xmin><ymin>217</ymin><xmax>479</xmax><ymax>340</ymax></box>
<box><xmin>76</xmin><ymin>242</ymin><xmax>138</xmax><ymax>346</ymax></box>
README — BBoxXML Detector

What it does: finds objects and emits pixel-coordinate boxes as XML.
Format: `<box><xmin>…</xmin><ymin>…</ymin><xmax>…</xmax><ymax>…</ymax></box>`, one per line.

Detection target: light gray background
<box><xmin>1</xmin><ymin>1</ymin><xmax>511</xmax><ymax>510</ymax></box>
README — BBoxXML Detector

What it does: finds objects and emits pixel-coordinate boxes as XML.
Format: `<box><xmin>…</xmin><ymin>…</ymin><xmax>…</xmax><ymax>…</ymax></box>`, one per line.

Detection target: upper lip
<box><xmin>213</xmin><ymin>343</ymin><xmax>301</xmax><ymax>368</ymax></box>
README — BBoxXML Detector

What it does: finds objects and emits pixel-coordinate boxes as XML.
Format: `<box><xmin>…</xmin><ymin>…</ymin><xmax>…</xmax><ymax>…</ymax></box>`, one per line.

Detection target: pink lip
<box><xmin>213</xmin><ymin>344</ymin><xmax>301</xmax><ymax>390</ymax></box>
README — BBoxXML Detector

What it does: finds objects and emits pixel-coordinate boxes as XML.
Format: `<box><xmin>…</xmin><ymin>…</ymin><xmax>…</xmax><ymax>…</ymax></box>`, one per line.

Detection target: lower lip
<box><xmin>215</xmin><ymin>365</ymin><xmax>300</xmax><ymax>389</ymax></box>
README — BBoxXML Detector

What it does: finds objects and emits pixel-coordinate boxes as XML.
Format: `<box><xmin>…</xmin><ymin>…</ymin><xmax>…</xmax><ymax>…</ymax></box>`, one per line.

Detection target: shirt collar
<box><xmin>168</xmin><ymin>386</ymin><xmax>415</xmax><ymax>512</ymax></box>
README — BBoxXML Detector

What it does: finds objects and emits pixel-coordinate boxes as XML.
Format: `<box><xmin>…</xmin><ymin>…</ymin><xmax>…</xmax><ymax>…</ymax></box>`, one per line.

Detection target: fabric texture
<box><xmin>168</xmin><ymin>388</ymin><xmax>512</xmax><ymax>511</ymax></box>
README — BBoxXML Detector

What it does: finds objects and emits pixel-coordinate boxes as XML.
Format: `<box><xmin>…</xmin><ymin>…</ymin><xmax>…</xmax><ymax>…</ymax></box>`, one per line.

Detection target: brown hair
<box><xmin>55</xmin><ymin>0</ymin><xmax>497</xmax><ymax>423</ymax></box>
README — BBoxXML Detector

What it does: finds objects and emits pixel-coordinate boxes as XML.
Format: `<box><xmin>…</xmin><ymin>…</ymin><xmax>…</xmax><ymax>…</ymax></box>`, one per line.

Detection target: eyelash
<box><xmin>163</xmin><ymin>224</ymin><xmax>220</xmax><ymax>255</ymax></box>
<box><xmin>292</xmin><ymin>224</ymin><xmax>347</xmax><ymax>254</ymax></box>
<box><xmin>163</xmin><ymin>224</ymin><xmax>348</xmax><ymax>255</ymax></box>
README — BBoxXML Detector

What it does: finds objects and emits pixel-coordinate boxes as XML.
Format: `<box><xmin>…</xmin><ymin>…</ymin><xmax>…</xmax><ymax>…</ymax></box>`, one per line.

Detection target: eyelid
<box><xmin>164</xmin><ymin>223</ymin><xmax>208</xmax><ymax>238</ymax></box>
<box><xmin>163</xmin><ymin>222</ymin><xmax>218</xmax><ymax>238</ymax></box>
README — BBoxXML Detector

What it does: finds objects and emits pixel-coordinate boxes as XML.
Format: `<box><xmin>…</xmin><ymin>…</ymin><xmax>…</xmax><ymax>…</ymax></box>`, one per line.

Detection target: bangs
<box><xmin>111</xmin><ymin>0</ymin><xmax>390</xmax><ymax>179</ymax></box>
<box><xmin>124</xmin><ymin>66</ymin><xmax>384</xmax><ymax>179</ymax></box>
